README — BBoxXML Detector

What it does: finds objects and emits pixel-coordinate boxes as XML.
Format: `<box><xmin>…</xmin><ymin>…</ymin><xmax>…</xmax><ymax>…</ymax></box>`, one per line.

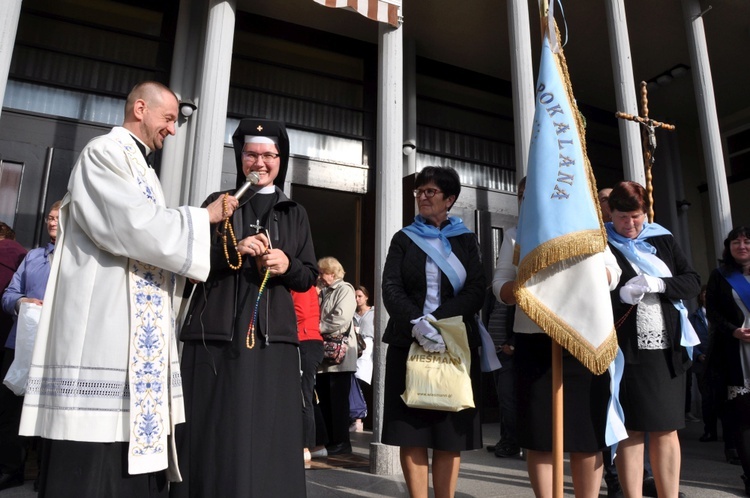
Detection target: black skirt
<box><xmin>619</xmin><ymin>348</ymin><xmax>686</xmax><ymax>432</ymax></box>
<box><xmin>382</xmin><ymin>344</ymin><xmax>482</xmax><ymax>452</ymax></box>
<box><xmin>515</xmin><ymin>333</ymin><xmax>610</xmax><ymax>453</ymax></box>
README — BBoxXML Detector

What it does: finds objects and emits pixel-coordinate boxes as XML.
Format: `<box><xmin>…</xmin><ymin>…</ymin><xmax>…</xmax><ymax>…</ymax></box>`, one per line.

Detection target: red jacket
<box><xmin>291</xmin><ymin>286</ymin><xmax>323</xmax><ymax>342</ymax></box>
<box><xmin>0</xmin><ymin>238</ymin><xmax>27</xmax><ymax>345</ymax></box>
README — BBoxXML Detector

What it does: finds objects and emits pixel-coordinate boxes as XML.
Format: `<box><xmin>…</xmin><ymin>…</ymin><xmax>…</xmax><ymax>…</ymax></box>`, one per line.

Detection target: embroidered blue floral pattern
<box><xmin>137</xmin><ymin>177</ymin><xmax>157</xmax><ymax>204</ymax></box>
<box><xmin>130</xmin><ymin>263</ymin><xmax>168</xmax><ymax>457</ymax></box>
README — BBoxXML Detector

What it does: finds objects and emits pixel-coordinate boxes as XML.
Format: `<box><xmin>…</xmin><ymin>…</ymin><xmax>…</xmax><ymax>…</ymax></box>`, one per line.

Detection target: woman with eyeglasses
<box><xmin>1</xmin><ymin>200</ymin><xmax>60</xmax><ymax>491</ymax></box>
<box><xmin>381</xmin><ymin>166</ymin><xmax>485</xmax><ymax>498</ymax></box>
<box><xmin>706</xmin><ymin>226</ymin><xmax>750</xmax><ymax>496</ymax></box>
<box><xmin>173</xmin><ymin>119</ymin><xmax>317</xmax><ymax>498</ymax></box>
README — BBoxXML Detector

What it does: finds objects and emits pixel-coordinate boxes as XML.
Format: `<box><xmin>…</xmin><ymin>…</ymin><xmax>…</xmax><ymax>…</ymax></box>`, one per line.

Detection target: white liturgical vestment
<box><xmin>19</xmin><ymin>127</ymin><xmax>211</xmax><ymax>478</ymax></box>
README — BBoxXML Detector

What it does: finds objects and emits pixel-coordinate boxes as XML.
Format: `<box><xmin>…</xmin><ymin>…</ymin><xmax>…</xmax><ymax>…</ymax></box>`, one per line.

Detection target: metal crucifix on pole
<box><xmin>615</xmin><ymin>81</ymin><xmax>676</xmax><ymax>222</ymax></box>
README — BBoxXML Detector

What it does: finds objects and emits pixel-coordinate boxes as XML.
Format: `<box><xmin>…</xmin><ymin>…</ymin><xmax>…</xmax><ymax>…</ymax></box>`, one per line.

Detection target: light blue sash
<box><xmin>402</xmin><ymin>215</ymin><xmax>472</xmax><ymax>294</ymax></box>
<box><xmin>606</xmin><ymin>222</ymin><xmax>699</xmax><ymax>359</ymax></box>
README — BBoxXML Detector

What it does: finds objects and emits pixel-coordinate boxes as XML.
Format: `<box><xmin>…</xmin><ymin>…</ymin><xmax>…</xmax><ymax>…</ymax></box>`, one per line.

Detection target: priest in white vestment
<box><xmin>18</xmin><ymin>81</ymin><xmax>237</xmax><ymax>497</ymax></box>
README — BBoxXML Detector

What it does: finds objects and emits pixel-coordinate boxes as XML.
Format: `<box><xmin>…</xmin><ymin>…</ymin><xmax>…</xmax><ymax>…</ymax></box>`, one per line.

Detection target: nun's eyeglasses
<box><xmin>241</xmin><ymin>152</ymin><xmax>279</xmax><ymax>162</ymax></box>
<box><xmin>413</xmin><ymin>188</ymin><xmax>442</xmax><ymax>198</ymax></box>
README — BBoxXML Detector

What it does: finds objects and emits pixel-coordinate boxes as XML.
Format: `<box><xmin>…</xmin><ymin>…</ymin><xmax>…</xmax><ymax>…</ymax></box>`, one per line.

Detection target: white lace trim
<box><xmin>728</xmin><ymin>379</ymin><xmax>750</xmax><ymax>400</ymax></box>
<box><xmin>636</xmin><ymin>294</ymin><xmax>670</xmax><ymax>350</ymax></box>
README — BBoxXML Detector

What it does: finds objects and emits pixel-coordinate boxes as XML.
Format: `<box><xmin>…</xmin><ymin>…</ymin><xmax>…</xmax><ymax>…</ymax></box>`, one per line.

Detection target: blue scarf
<box><xmin>401</xmin><ymin>215</ymin><xmax>472</xmax><ymax>294</ymax></box>
<box><xmin>606</xmin><ymin>222</ymin><xmax>672</xmax><ymax>274</ymax></box>
<box><xmin>606</xmin><ymin>221</ymin><xmax>699</xmax><ymax>359</ymax></box>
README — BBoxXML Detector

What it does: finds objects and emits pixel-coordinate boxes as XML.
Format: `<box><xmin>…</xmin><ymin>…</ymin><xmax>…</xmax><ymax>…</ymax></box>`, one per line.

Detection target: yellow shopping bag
<box><xmin>401</xmin><ymin>315</ymin><xmax>474</xmax><ymax>412</ymax></box>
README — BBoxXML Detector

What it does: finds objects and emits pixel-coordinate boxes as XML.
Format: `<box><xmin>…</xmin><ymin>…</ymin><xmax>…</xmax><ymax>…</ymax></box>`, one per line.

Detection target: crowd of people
<box><xmin>0</xmin><ymin>78</ymin><xmax>746</xmax><ymax>498</ymax></box>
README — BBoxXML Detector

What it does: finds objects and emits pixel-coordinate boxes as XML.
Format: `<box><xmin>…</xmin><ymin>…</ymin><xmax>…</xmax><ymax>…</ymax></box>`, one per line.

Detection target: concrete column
<box><xmin>604</xmin><ymin>0</ymin><xmax>646</xmax><ymax>185</ymax></box>
<box><xmin>161</xmin><ymin>0</ymin><xmax>205</xmax><ymax>206</ymax></box>
<box><xmin>507</xmin><ymin>0</ymin><xmax>535</xmax><ymax>179</ymax></box>
<box><xmin>681</xmin><ymin>0</ymin><xmax>732</xmax><ymax>260</ymax></box>
<box><xmin>370</xmin><ymin>21</ymin><xmax>403</xmax><ymax>477</ymax></box>
<box><xmin>0</xmin><ymin>0</ymin><xmax>22</xmax><ymax>119</ymax></box>
<box><xmin>403</xmin><ymin>38</ymin><xmax>417</xmax><ymax>176</ymax></box>
<box><xmin>659</xmin><ymin>131</ymin><xmax>693</xmax><ymax>263</ymax></box>
<box><xmin>188</xmin><ymin>0</ymin><xmax>236</xmax><ymax>206</ymax></box>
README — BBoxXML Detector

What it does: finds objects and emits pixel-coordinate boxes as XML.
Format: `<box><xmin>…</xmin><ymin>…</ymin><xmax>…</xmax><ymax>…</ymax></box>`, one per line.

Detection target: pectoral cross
<box><xmin>248</xmin><ymin>219</ymin><xmax>263</xmax><ymax>234</ymax></box>
<box><xmin>615</xmin><ymin>81</ymin><xmax>676</xmax><ymax>223</ymax></box>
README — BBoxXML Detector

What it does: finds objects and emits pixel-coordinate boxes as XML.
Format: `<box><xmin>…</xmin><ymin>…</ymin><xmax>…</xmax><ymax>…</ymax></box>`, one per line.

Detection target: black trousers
<box><xmin>299</xmin><ymin>340</ymin><xmax>324</xmax><ymax>449</ymax></box>
<box><xmin>726</xmin><ymin>394</ymin><xmax>750</xmax><ymax>477</ymax></box>
<box><xmin>0</xmin><ymin>348</ymin><xmax>25</xmax><ymax>475</ymax></box>
<box><xmin>693</xmin><ymin>360</ymin><xmax>719</xmax><ymax>436</ymax></box>
<box><xmin>492</xmin><ymin>354</ymin><xmax>517</xmax><ymax>445</ymax></box>
<box><xmin>316</xmin><ymin>371</ymin><xmax>352</xmax><ymax>448</ymax></box>
<box><xmin>39</xmin><ymin>439</ymin><xmax>167</xmax><ymax>498</ymax></box>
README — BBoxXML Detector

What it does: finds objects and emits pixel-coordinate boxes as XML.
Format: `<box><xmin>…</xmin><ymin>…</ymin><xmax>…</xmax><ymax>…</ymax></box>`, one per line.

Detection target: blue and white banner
<box><xmin>514</xmin><ymin>31</ymin><xmax>617</xmax><ymax>376</ymax></box>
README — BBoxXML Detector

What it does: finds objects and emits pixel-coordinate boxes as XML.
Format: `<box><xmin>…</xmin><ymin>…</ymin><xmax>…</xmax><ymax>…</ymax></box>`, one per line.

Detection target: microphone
<box><xmin>233</xmin><ymin>171</ymin><xmax>261</xmax><ymax>202</ymax></box>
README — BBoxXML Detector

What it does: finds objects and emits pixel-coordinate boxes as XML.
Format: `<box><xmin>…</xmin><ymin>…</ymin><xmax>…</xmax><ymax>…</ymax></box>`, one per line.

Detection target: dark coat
<box><xmin>706</xmin><ymin>267</ymin><xmax>747</xmax><ymax>387</ymax></box>
<box><xmin>609</xmin><ymin>234</ymin><xmax>700</xmax><ymax>376</ymax></box>
<box><xmin>181</xmin><ymin>187</ymin><xmax>317</xmax><ymax>345</ymax></box>
<box><xmin>688</xmin><ymin>307</ymin><xmax>709</xmax><ymax>357</ymax></box>
<box><xmin>0</xmin><ymin>239</ymin><xmax>27</xmax><ymax>346</ymax></box>
<box><xmin>381</xmin><ymin>230</ymin><xmax>485</xmax><ymax>349</ymax></box>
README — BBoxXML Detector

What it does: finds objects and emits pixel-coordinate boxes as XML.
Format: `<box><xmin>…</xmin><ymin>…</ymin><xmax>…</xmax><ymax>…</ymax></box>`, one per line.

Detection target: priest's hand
<box><xmin>206</xmin><ymin>194</ymin><xmax>238</xmax><ymax>224</ymax></box>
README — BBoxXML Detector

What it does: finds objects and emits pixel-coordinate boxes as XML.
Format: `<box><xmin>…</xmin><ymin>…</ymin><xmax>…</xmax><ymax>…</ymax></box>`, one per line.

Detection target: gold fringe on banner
<box><xmin>516</xmin><ymin>282</ymin><xmax>618</xmax><ymax>374</ymax></box>
<box><xmin>516</xmin><ymin>230</ymin><xmax>606</xmax><ymax>287</ymax></box>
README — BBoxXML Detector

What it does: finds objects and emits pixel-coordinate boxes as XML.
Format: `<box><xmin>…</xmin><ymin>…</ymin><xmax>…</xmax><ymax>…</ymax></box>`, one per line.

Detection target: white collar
<box><xmin>255</xmin><ymin>185</ymin><xmax>276</xmax><ymax>195</ymax></box>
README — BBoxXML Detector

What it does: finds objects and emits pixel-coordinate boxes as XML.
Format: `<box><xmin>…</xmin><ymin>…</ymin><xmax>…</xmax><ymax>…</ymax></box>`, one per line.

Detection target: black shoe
<box><xmin>606</xmin><ymin>480</ymin><xmax>624</xmax><ymax>498</ymax></box>
<box><xmin>0</xmin><ymin>471</ymin><xmax>24</xmax><ymax>492</ymax></box>
<box><xmin>326</xmin><ymin>442</ymin><xmax>352</xmax><ymax>456</ymax></box>
<box><xmin>642</xmin><ymin>476</ymin><xmax>657</xmax><ymax>497</ymax></box>
<box><xmin>727</xmin><ymin>448</ymin><xmax>742</xmax><ymax>465</ymax></box>
<box><xmin>699</xmin><ymin>432</ymin><xmax>718</xmax><ymax>442</ymax></box>
<box><xmin>486</xmin><ymin>441</ymin><xmax>501</xmax><ymax>452</ymax></box>
<box><xmin>494</xmin><ymin>441</ymin><xmax>521</xmax><ymax>458</ymax></box>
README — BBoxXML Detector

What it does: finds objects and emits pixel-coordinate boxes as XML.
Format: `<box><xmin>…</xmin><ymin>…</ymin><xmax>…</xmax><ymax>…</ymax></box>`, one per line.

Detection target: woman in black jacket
<box><xmin>606</xmin><ymin>181</ymin><xmax>700</xmax><ymax>498</ymax></box>
<box><xmin>381</xmin><ymin>166</ymin><xmax>485</xmax><ymax>498</ymax></box>
<box><xmin>171</xmin><ymin>119</ymin><xmax>317</xmax><ymax>498</ymax></box>
<box><xmin>706</xmin><ymin>226</ymin><xmax>750</xmax><ymax>496</ymax></box>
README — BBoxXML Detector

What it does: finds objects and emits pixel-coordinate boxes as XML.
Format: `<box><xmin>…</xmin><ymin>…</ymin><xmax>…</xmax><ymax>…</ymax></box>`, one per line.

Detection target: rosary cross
<box><xmin>615</xmin><ymin>81</ymin><xmax>675</xmax><ymax>223</ymax></box>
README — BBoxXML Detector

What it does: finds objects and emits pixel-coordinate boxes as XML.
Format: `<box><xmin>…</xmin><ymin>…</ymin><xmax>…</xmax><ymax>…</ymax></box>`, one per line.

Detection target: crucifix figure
<box><xmin>615</xmin><ymin>81</ymin><xmax>676</xmax><ymax>222</ymax></box>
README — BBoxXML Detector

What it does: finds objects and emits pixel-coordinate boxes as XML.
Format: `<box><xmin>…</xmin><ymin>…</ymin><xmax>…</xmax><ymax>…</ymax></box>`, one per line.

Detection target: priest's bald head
<box><xmin>122</xmin><ymin>81</ymin><xmax>179</xmax><ymax>151</ymax></box>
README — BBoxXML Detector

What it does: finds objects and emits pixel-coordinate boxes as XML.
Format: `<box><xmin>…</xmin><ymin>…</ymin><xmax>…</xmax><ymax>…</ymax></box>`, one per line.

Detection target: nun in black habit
<box><xmin>171</xmin><ymin>119</ymin><xmax>318</xmax><ymax>497</ymax></box>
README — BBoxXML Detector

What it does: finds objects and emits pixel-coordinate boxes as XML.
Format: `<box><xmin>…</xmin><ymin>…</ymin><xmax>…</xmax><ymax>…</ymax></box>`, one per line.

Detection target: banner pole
<box><xmin>537</xmin><ymin>1</ymin><xmax>564</xmax><ymax>496</ymax></box>
<box><xmin>552</xmin><ymin>340</ymin><xmax>564</xmax><ymax>498</ymax></box>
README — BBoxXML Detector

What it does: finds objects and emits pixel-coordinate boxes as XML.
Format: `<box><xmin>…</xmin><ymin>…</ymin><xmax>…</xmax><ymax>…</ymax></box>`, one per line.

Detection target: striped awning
<box><xmin>313</xmin><ymin>0</ymin><xmax>401</xmax><ymax>28</ymax></box>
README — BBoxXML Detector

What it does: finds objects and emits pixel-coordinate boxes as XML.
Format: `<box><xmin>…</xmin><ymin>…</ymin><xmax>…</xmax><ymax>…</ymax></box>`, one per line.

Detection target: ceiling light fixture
<box><xmin>646</xmin><ymin>63</ymin><xmax>690</xmax><ymax>88</ymax></box>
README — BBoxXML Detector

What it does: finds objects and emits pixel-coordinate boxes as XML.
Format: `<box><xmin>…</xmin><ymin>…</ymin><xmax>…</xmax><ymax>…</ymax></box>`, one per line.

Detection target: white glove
<box><xmin>410</xmin><ymin>315</ymin><xmax>446</xmax><ymax>353</ymax></box>
<box><xmin>619</xmin><ymin>281</ymin><xmax>649</xmax><ymax>305</ymax></box>
<box><xmin>630</xmin><ymin>274</ymin><xmax>666</xmax><ymax>293</ymax></box>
